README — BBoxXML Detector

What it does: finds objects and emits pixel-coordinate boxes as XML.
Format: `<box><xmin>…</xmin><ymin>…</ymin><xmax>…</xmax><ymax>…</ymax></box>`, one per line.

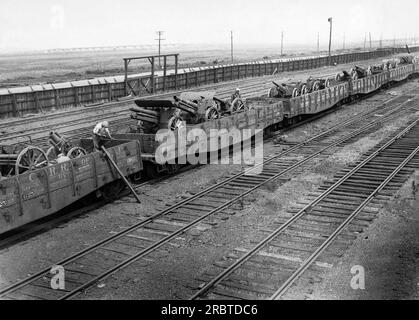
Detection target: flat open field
<box><xmin>0</xmin><ymin>44</ymin><xmax>353</xmax><ymax>88</ymax></box>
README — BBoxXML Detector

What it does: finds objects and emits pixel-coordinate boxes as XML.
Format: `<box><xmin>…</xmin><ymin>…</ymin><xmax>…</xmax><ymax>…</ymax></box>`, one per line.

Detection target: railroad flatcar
<box><xmin>0</xmin><ymin>138</ymin><xmax>142</xmax><ymax>234</ymax></box>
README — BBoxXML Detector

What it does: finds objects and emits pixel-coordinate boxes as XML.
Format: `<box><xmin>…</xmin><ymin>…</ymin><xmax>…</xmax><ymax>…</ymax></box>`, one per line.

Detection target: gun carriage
<box><xmin>130</xmin><ymin>91</ymin><xmax>248</xmax><ymax>133</ymax></box>
<box><xmin>268</xmin><ymin>81</ymin><xmax>305</xmax><ymax>98</ymax></box>
<box><xmin>0</xmin><ymin>145</ymin><xmax>49</xmax><ymax>177</ymax></box>
<box><xmin>46</xmin><ymin>132</ymin><xmax>87</xmax><ymax>162</ymax></box>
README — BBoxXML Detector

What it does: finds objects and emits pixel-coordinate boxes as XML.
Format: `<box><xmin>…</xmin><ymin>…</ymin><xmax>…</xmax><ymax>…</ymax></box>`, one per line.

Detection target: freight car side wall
<box><xmin>0</xmin><ymin>140</ymin><xmax>142</xmax><ymax>234</ymax></box>
<box><xmin>0</xmin><ymin>47</ymin><xmax>417</xmax><ymax>119</ymax></box>
<box><xmin>133</xmin><ymin>62</ymin><xmax>419</xmax><ymax>162</ymax></box>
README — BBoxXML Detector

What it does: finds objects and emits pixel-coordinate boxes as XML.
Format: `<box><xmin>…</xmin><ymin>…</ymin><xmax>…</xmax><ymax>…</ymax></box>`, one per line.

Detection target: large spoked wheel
<box><xmin>67</xmin><ymin>147</ymin><xmax>87</xmax><ymax>159</ymax></box>
<box><xmin>352</xmin><ymin>72</ymin><xmax>359</xmax><ymax>80</ymax></box>
<box><xmin>15</xmin><ymin>146</ymin><xmax>49</xmax><ymax>175</ymax></box>
<box><xmin>46</xmin><ymin>146</ymin><xmax>58</xmax><ymax>162</ymax></box>
<box><xmin>168</xmin><ymin>116</ymin><xmax>184</xmax><ymax>131</ymax></box>
<box><xmin>205</xmin><ymin>106</ymin><xmax>220</xmax><ymax>121</ymax></box>
<box><xmin>312</xmin><ymin>81</ymin><xmax>319</xmax><ymax>91</ymax></box>
<box><xmin>230</xmin><ymin>98</ymin><xmax>246</xmax><ymax>114</ymax></box>
<box><xmin>300</xmin><ymin>85</ymin><xmax>308</xmax><ymax>95</ymax></box>
<box><xmin>268</xmin><ymin>87</ymin><xmax>277</xmax><ymax>98</ymax></box>
<box><xmin>325</xmin><ymin>78</ymin><xmax>332</xmax><ymax>87</ymax></box>
<box><xmin>292</xmin><ymin>88</ymin><xmax>299</xmax><ymax>98</ymax></box>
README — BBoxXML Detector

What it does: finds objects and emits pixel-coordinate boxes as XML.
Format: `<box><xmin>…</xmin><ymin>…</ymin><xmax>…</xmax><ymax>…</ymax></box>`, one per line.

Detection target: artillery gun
<box><xmin>300</xmin><ymin>77</ymin><xmax>330</xmax><ymax>94</ymax></box>
<box><xmin>398</xmin><ymin>55</ymin><xmax>415</xmax><ymax>64</ymax></box>
<box><xmin>212</xmin><ymin>95</ymin><xmax>247</xmax><ymax>115</ymax></box>
<box><xmin>130</xmin><ymin>91</ymin><xmax>248</xmax><ymax>133</ymax></box>
<box><xmin>349</xmin><ymin>65</ymin><xmax>372</xmax><ymax>80</ymax></box>
<box><xmin>0</xmin><ymin>144</ymin><xmax>49</xmax><ymax>177</ymax></box>
<box><xmin>46</xmin><ymin>132</ymin><xmax>87</xmax><ymax>162</ymax></box>
<box><xmin>268</xmin><ymin>81</ymin><xmax>305</xmax><ymax>98</ymax></box>
<box><xmin>367</xmin><ymin>63</ymin><xmax>388</xmax><ymax>75</ymax></box>
<box><xmin>268</xmin><ymin>77</ymin><xmax>329</xmax><ymax>98</ymax></box>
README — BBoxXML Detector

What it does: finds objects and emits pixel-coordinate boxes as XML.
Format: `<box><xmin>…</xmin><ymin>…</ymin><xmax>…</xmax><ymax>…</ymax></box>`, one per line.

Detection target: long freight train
<box><xmin>0</xmin><ymin>56</ymin><xmax>418</xmax><ymax>235</ymax></box>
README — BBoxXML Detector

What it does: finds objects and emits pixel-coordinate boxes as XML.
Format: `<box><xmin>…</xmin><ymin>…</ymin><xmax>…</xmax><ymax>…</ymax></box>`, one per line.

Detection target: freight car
<box><xmin>1</xmin><ymin>58</ymin><xmax>418</xmax><ymax>235</ymax></box>
<box><xmin>0</xmin><ymin>138</ymin><xmax>142</xmax><ymax>234</ymax></box>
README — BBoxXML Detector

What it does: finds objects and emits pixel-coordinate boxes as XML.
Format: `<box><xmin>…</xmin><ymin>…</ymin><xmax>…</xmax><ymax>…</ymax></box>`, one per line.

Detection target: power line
<box><xmin>343</xmin><ymin>33</ymin><xmax>345</xmax><ymax>50</ymax></box>
<box><xmin>230</xmin><ymin>31</ymin><xmax>234</xmax><ymax>63</ymax></box>
<box><xmin>155</xmin><ymin>31</ymin><xmax>165</xmax><ymax>68</ymax></box>
<box><xmin>281</xmin><ymin>31</ymin><xmax>284</xmax><ymax>56</ymax></box>
<box><xmin>317</xmin><ymin>32</ymin><xmax>320</xmax><ymax>54</ymax></box>
<box><xmin>328</xmin><ymin>17</ymin><xmax>333</xmax><ymax>66</ymax></box>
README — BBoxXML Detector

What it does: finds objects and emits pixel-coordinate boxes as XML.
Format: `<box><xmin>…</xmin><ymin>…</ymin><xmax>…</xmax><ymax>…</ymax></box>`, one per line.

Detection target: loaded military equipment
<box><xmin>268</xmin><ymin>81</ymin><xmax>302</xmax><ymax>98</ymax></box>
<box><xmin>350</xmin><ymin>65</ymin><xmax>372</xmax><ymax>80</ymax></box>
<box><xmin>268</xmin><ymin>77</ymin><xmax>330</xmax><ymax>99</ymax></box>
<box><xmin>0</xmin><ymin>144</ymin><xmax>49</xmax><ymax>177</ymax></box>
<box><xmin>130</xmin><ymin>91</ymin><xmax>248</xmax><ymax>133</ymax></box>
<box><xmin>46</xmin><ymin>131</ymin><xmax>87</xmax><ymax>162</ymax></box>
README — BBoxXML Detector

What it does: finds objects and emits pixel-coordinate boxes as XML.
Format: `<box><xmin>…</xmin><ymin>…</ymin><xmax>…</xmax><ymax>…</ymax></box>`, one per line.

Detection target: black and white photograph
<box><xmin>0</xmin><ymin>0</ymin><xmax>418</xmax><ymax>308</ymax></box>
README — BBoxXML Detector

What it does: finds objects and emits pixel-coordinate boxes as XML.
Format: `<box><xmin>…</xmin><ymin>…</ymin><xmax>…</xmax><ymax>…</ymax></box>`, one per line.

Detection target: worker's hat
<box><xmin>102</xmin><ymin>121</ymin><xmax>110</xmax><ymax>128</ymax></box>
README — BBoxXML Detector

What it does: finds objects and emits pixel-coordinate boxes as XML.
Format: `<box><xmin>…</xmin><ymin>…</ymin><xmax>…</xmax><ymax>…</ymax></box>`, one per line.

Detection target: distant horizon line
<box><xmin>0</xmin><ymin>38</ymin><xmax>415</xmax><ymax>55</ymax></box>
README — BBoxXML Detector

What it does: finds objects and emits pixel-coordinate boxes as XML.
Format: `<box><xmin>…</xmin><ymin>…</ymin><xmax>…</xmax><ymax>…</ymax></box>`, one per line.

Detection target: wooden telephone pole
<box><xmin>230</xmin><ymin>31</ymin><xmax>234</xmax><ymax>63</ymax></box>
<box><xmin>328</xmin><ymin>17</ymin><xmax>333</xmax><ymax>65</ymax></box>
<box><xmin>155</xmin><ymin>31</ymin><xmax>165</xmax><ymax>68</ymax></box>
<box><xmin>281</xmin><ymin>31</ymin><xmax>284</xmax><ymax>56</ymax></box>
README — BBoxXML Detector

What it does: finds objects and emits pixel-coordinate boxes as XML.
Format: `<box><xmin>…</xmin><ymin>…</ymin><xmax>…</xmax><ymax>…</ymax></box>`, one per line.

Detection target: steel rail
<box><xmin>190</xmin><ymin>118</ymin><xmax>419</xmax><ymax>300</ymax></box>
<box><xmin>270</xmin><ymin>140</ymin><xmax>419</xmax><ymax>299</ymax></box>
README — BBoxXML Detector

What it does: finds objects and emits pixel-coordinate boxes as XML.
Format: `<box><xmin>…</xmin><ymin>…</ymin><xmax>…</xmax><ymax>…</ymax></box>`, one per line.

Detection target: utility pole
<box><xmin>155</xmin><ymin>31</ymin><xmax>165</xmax><ymax>68</ymax></box>
<box><xmin>369</xmin><ymin>32</ymin><xmax>372</xmax><ymax>49</ymax></box>
<box><xmin>328</xmin><ymin>17</ymin><xmax>333</xmax><ymax>65</ymax></box>
<box><xmin>230</xmin><ymin>31</ymin><xmax>234</xmax><ymax>63</ymax></box>
<box><xmin>343</xmin><ymin>33</ymin><xmax>345</xmax><ymax>50</ymax></box>
<box><xmin>281</xmin><ymin>31</ymin><xmax>284</xmax><ymax>56</ymax></box>
<box><xmin>317</xmin><ymin>32</ymin><xmax>320</xmax><ymax>53</ymax></box>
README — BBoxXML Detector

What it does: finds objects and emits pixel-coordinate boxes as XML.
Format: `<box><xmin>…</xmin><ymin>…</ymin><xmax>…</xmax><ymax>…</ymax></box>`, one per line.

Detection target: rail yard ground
<box><xmin>1</xmin><ymin>76</ymin><xmax>418</xmax><ymax>299</ymax></box>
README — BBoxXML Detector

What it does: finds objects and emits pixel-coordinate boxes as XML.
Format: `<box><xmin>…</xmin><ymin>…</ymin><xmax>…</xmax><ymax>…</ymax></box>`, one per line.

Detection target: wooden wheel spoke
<box><xmin>15</xmin><ymin>146</ymin><xmax>49</xmax><ymax>175</ymax></box>
<box><xmin>35</xmin><ymin>153</ymin><xmax>44</xmax><ymax>164</ymax></box>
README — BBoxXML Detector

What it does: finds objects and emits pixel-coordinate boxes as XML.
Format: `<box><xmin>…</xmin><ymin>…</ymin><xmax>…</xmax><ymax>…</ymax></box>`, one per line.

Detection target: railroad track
<box><xmin>190</xmin><ymin>118</ymin><xmax>419</xmax><ymax>300</ymax></box>
<box><xmin>0</xmin><ymin>89</ymin><xmax>417</xmax><ymax>300</ymax></box>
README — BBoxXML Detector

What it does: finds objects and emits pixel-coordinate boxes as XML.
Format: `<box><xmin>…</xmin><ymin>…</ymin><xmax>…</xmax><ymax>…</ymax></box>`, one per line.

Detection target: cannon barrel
<box><xmin>49</xmin><ymin>132</ymin><xmax>64</xmax><ymax>145</ymax></box>
<box><xmin>130</xmin><ymin>107</ymin><xmax>160</xmax><ymax>124</ymax></box>
<box><xmin>0</xmin><ymin>154</ymin><xmax>18</xmax><ymax>160</ymax></box>
<box><xmin>173</xmin><ymin>96</ymin><xmax>199</xmax><ymax>114</ymax></box>
<box><xmin>272</xmin><ymin>81</ymin><xmax>288</xmax><ymax>95</ymax></box>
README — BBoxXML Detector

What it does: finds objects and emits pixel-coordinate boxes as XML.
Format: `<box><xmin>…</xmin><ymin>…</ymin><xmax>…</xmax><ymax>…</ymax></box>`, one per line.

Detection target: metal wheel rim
<box><xmin>15</xmin><ymin>146</ymin><xmax>49</xmax><ymax>175</ymax></box>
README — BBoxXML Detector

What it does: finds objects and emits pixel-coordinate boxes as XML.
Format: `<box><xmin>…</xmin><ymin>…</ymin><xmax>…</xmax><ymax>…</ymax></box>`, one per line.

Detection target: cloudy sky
<box><xmin>0</xmin><ymin>0</ymin><xmax>417</xmax><ymax>51</ymax></box>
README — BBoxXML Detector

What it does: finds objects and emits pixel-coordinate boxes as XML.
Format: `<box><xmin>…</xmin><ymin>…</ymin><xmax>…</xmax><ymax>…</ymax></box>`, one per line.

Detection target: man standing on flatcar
<box><xmin>231</xmin><ymin>88</ymin><xmax>241</xmax><ymax>102</ymax></box>
<box><xmin>92</xmin><ymin>121</ymin><xmax>113</xmax><ymax>151</ymax></box>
